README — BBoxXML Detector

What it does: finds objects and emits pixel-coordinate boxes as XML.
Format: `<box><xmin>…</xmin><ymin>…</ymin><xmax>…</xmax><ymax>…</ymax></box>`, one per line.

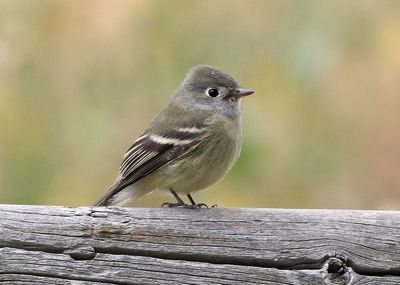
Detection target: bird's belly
<box><xmin>165</xmin><ymin>135</ymin><xmax>241</xmax><ymax>194</ymax></box>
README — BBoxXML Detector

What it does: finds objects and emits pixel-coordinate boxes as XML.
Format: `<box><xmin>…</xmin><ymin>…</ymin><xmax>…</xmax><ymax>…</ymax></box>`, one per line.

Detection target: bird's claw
<box><xmin>161</xmin><ymin>202</ymin><xmax>186</xmax><ymax>208</ymax></box>
<box><xmin>184</xmin><ymin>203</ymin><xmax>209</xmax><ymax>209</ymax></box>
<box><xmin>161</xmin><ymin>202</ymin><xmax>209</xmax><ymax>209</ymax></box>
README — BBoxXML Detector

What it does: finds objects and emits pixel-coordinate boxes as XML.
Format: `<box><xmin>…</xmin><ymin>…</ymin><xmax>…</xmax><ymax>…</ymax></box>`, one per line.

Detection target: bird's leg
<box><xmin>161</xmin><ymin>189</ymin><xmax>188</xmax><ymax>208</ymax></box>
<box><xmin>186</xmin><ymin>194</ymin><xmax>209</xmax><ymax>208</ymax></box>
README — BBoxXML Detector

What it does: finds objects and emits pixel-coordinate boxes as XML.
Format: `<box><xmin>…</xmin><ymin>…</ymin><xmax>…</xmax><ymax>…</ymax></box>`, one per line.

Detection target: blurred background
<box><xmin>1</xmin><ymin>1</ymin><xmax>400</xmax><ymax>209</ymax></box>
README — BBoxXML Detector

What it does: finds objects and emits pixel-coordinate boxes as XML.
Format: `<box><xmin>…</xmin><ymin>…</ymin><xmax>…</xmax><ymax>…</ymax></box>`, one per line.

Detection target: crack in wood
<box><xmin>94</xmin><ymin>245</ymin><xmax>326</xmax><ymax>269</ymax></box>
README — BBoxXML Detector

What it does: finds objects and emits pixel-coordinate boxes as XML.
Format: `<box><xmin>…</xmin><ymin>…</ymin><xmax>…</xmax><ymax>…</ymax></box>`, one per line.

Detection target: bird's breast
<box><xmin>167</xmin><ymin>115</ymin><xmax>242</xmax><ymax>193</ymax></box>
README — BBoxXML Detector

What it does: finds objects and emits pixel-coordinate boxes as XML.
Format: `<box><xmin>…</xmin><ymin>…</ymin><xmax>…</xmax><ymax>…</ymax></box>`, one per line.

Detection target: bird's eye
<box><xmin>207</xmin><ymin>88</ymin><xmax>219</xmax><ymax>97</ymax></box>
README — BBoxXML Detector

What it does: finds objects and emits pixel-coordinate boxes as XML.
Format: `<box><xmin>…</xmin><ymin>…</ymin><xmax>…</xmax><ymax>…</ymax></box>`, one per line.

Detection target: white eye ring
<box><xmin>206</xmin><ymin>88</ymin><xmax>219</xmax><ymax>97</ymax></box>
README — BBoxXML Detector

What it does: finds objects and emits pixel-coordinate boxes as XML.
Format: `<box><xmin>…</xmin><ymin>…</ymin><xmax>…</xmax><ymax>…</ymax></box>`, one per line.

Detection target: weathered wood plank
<box><xmin>0</xmin><ymin>274</ymin><xmax>114</xmax><ymax>285</ymax></box>
<box><xmin>1</xmin><ymin>205</ymin><xmax>400</xmax><ymax>284</ymax></box>
<box><xmin>0</xmin><ymin>247</ymin><xmax>398</xmax><ymax>285</ymax></box>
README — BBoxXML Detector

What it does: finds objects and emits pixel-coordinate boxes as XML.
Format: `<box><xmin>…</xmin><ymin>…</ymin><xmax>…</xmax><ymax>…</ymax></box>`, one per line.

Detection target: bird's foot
<box><xmin>184</xmin><ymin>203</ymin><xmax>209</xmax><ymax>209</ymax></box>
<box><xmin>161</xmin><ymin>201</ymin><xmax>187</xmax><ymax>208</ymax></box>
<box><xmin>162</xmin><ymin>191</ymin><xmax>212</xmax><ymax>209</ymax></box>
<box><xmin>161</xmin><ymin>202</ymin><xmax>209</xmax><ymax>209</ymax></box>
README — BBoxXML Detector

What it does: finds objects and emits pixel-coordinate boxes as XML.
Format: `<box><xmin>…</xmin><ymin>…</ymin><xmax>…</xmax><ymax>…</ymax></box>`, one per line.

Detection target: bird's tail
<box><xmin>95</xmin><ymin>181</ymin><xmax>145</xmax><ymax>206</ymax></box>
<box><xmin>94</xmin><ymin>183</ymin><xmax>121</xmax><ymax>206</ymax></box>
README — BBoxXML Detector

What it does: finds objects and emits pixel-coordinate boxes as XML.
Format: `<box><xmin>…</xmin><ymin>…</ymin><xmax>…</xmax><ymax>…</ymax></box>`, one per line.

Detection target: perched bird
<box><xmin>95</xmin><ymin>65</ymin><xmax>254</xmax><ymax>208</ymax></box>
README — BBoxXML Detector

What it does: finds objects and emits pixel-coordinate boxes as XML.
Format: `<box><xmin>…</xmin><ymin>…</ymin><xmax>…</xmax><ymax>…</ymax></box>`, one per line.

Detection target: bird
<box><xmin>95</xmin><ymin>65</ymin><xmax>254</xmax><ymax>208</ymax></box>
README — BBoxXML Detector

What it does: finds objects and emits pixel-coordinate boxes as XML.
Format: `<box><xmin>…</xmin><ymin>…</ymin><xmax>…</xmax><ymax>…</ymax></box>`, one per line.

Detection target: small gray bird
<box><xmin>95</xmin><ymin>65</ymin><xmax>254</xmax><ymax>208</ymax></box>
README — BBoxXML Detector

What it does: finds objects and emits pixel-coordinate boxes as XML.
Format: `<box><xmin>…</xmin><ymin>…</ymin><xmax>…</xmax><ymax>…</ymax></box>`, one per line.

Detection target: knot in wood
<box><xmin>64</xmin><ymin>246</ymin><xmax>96</xmax><ymax>260</ymax></box>
<box><xmin>327</xmin><ymin>257</ymin><xmax>346</xmax><ymax>274</ymax></box>
<box><xmin>323</xmin><ymin>257</ymin><xmax>350</xmax><ymax>285</ymax></box>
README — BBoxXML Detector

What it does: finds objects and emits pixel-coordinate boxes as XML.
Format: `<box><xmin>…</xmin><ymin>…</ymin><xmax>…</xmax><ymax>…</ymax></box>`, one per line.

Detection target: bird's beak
<box><xmin>235</xmin><ymin>88</ymin><xmax>255</xmax><ymax>98</ymax></box>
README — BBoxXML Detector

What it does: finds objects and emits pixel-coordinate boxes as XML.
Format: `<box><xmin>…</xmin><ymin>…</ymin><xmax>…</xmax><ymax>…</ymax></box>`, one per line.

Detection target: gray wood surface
<box><xmin>0</xmin><ymin>205</ymin><xmax>399</xmax><ymax>284</ymax></box>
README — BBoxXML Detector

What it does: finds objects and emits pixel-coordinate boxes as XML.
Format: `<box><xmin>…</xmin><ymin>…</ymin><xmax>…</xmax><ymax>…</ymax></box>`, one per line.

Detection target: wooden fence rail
<box><xmin>0</xmin><ymin>204</ymin><xmax>399</xmax><ymax>284</ymax></box>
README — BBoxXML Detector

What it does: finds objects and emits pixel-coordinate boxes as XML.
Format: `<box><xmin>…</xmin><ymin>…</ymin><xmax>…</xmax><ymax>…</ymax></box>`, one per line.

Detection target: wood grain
<box><xmin>0</xmin><ymin>205</ymin><xmax>399</xmax><ymax>284</ymax></box>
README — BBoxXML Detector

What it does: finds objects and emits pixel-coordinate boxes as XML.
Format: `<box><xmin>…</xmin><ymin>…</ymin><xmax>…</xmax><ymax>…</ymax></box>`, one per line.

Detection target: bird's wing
<box><xmin>95</xmin><ymin>126</ymin><xmax>206</xmax><ymax>206</ymax></box>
